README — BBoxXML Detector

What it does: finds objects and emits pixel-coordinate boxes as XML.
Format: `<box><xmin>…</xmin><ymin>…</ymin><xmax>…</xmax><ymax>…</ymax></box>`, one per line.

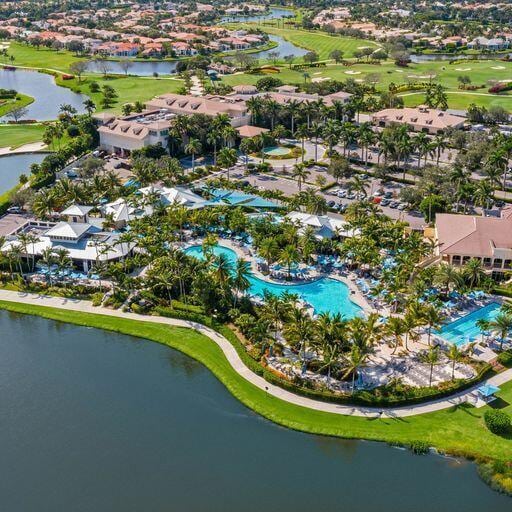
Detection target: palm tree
<box><xmin>386</xmin><ymin>316</ymin><xmax>405</xmax><ymax>355</ymax></box>
<box><xmin>279</xmin><ymin>244</ymin><xmax>299</xmax><ymax>280</ymax></box>
<box><xmin>40</xmin><ymin>247</ymin><xmax>56</xmax><ymax>285</ymax></box>
<box><xmin>291</xmin><ymin>163</ymin><xmax>310</xmax><ymax>192</ymax></box>
<box><xmin>447</xmin><ymin>344</ymin><xmax>463</xmax><ymax>380</ymax></box>
<box><xmin>420</xmin><ymin>347</ymin><xmax>440</xmax><ymax>387</ymax></box>
<box><xmin>431</xmin><ymin>133</ymin><xmax>448</xmax><ymax>166</ymax></box>
<box><xmin>310</xmin><ymin>122</ymin><xmax>323</xmax><ymax>162</ymax></box>
<box><xmin>286</xmin><ymin>99</ymin><xmax>301</xmax><ymax>135</ymax></box>
<box><xmin>283</xmin><ymin>306</ymin><xmax>315</xmax><ymax>373</ymax></box>
<box><xmin>413</xmin><ymin>132</ymin><xmax>430</xmax><ymax>169</ymax></box>
<box><xmin>322</xmin><ymin>119</ymin><xmax>341</xmax><ymax>155</ymax></box>
<box><xmin>217</xmin><ymin>147</ymin><xmax>238</xmax><ymax>181</ymax></box>
<box><xmin>462</xmin><ymin>258</ymin><xmax>487</xmax><ymax>289</ymax></box>
<box><xmin>261</xmin><ymin>293</ymin><xmax>292</xmax><ymax>355</ymax></box>
<box><xmin>258</xmin><ymin>238</ymin><xmax>278</xmax><ymax>269</ymax></box>
<box><xmin>358</xmin><ymin>122</ymin><xmax>376</xmax><ymax>168</ymax></box>
<box><xmin>476</xmin><ymin>318</ymin><xmax>490</xmax><ymax>344</ymax></box>
<box><xmin>422</xmin><ymin>304</ymin><xmax>444</xmax><ymax>346</ymax></box>
<box><xmin>343</xmin><ymin>344</ymin><xmax>368</xmax><ymax>394</ymax></box>
<box><xmin>213</xmin><ymin>253</ymin><xmax>233</xmax><ymax>289</ymax></box>
<box><xmin>295</xmin><ymin>124</ymin><xmax>310</xmax><ymax>163</ymax></box>
<box><xmin>232</xmin><ymin>259</ymin><xmax>251</xmax><ymax>306</ymax></box>
<box><xmin>206</xmin><ymin>131</ymin><xmax>220</xmax><ymax>165</ymax></box>
<box><xmin>434</xmin><ymin>264</ymin><xmax>462</xmax><ymax>296</ymax></box>
<box><xmin>489</xmin><ymin>312</ymin><xmax>512</xmax><ymax>351</ymax></box>
<box><xmin>185</xmin><ymin>138</ymin><xmax>202</xmax><ymax>173</ymax></box>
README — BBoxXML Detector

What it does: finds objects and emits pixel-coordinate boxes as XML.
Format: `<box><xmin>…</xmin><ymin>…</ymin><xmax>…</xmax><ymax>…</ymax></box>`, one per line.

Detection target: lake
<box><xmin>0</xmin><ymin>152</ymin><xmax>47</xmax><ymax>194</ymax></box>
<box><xmin>0</xmin><ymin>69</ymin><xmax>87</xmax><ymax>121</ymax></box>
<box><xmin>221</xmin><ymin>7</ymin><xmax>293</xmax><ymax>23</ymax></box>
<box><xmin>0</xmin><ymin>310</ymin><xmax>510</xmax><ymax>511</ymax></box>
<box><xmin>252</xmin><ymin>34</ymin><xmax>308</xmax><ymax>61</ymax></box>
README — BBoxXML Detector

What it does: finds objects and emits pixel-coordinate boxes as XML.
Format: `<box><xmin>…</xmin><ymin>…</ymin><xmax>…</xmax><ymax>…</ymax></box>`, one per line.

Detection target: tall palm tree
<box><xmin>286</xmin><ymin>99</ymin><xmax>301</xmax><ymax>135</ymax></box>
<box><xmin>185</xmin><ymin>138</ymin><xmax>202</xmax><ymax>173</ymax></box>
<box><xmin>385</xmin><ymin>316</ymin><xmax>405</xmax><ymax>355</ymax></box>
<box><xmin>258</xmin><ymin>238</ymin><xmax>278</xmax><ymax>269</ymax></box>
<box><xmin>232</xmin><ymin>259</ymin><xmax>251</xmax><ymax>306</ymax></box>
<box><xmin>217</xmin><ymin>147</ymin><xmax>238</xmax><ymax>180</ymax></box>
<box><xmin>434</xmin><ymin>264</ymin><xmax>462</xmax><ymax>296</ymax></box>
<box><xmin>447</xmin><ymin>344</ymin><xmax>463</xmax><ymax>380</ymax></box>
<box><xmin>295</xmin><ymin>123</ymin><xmax>310</xmax><ymax>163</ymax></box>
<box><xmin>489</xmin><ymin>312</ymin><xmax>512</xmax><ymax>351</ymax></box>
<box><xmin>283</xmin><ymin>306</ymin><xmax>315</xmax><ymax>373</ymax></box>
<box><xmin>291</xmin><ymin>163</ymin><xmax>310</xmax><ymax>192</ymax></box>
<box><xmin>358</xmin><ymin>122</ymin><xmax>376</xmax><ymax>168</ymax></box>
<box><xmin>343</xmin><ymin>344</ymin><xmax>368</xmax><ymax>394</ymax></box>
<box><xmin>462</xmin><ymin>258</ymin><xmax>487</xmax><ymax>289</ymax></box>
<box><xmin>279</xmin><ymin>244</ymin><xmax>299</xmax><ymax>280</ymax></box>
<box><xmin>213</xmin><ymin>253</ymin><xmax>233</xmax><ymax>289</ymax></box>
<box><xmin>422</xmin><ymin>304</ymin><xmax>444</xmax><ymax>346</ymax></box>
<box><xmin>420</xmin><ymin>347</ymin><xmax>440</xmax><ymax>387</ymax></box>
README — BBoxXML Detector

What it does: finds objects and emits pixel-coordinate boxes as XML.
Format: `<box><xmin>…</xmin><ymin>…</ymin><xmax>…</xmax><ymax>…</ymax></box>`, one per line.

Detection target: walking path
<box><xmin>0</xmin><ymin>288</ymin><xmax>510</xmax><ymax>418</ymax></box>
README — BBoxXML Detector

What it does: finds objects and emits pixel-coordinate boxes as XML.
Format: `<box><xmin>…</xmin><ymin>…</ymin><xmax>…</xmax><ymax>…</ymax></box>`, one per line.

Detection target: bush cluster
<box><xmin>484</xmin><ymin>410</ymin><xmax>511</xmax><ymax>435</ymax></box>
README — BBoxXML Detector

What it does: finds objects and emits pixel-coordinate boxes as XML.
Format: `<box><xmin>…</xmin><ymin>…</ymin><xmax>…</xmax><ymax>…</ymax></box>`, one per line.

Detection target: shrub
<box><xmin>408</xmin><ymin>440</ymin><xmax>430</xmax><ymax>454</ymax></box>
<box><xmin>484</xmin><ymin>410</ymin><xmax>511</xmax><ymax>435</ymax></box>
<box><xmin>497</xmin><ymin>350</ymin><xmax>512</xmax><ymax>368</ymax></box>
<box><xmin>91</xmin><ymin>292</ymin><xmax>104</xmax><ymax>307</ymax></box>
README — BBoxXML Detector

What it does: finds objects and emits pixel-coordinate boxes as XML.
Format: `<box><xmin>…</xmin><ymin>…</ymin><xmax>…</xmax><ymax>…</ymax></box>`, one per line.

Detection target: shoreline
<box><xmin>0</xmin><ymin>293</ymin><xmax>511</xmax><ymax>495</ymax></box>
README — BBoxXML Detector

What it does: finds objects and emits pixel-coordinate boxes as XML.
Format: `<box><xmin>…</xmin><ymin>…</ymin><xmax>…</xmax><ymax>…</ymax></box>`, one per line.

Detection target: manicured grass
<box><xmin>0</xmin><ymin>298</ymin><xmax>511</xmax><ymax>467</ymax></box>
<box><xmin>0</xmin><ymin>124</ymin><xmax>46</xmax><ymax>149</ymax></box>
<box><xmin>0</xmin><ymin>93</ymin><xmax>34</xmax><ymax>117</ymax></box>
<box><xmin>54</xmin><ymin>74</ymin><xmax>184</xmax><ymax>114</ymax></box>
<box><xmin>1</xmin><ymin>41</ymin><xmax>85</xmax><ymax>72</ymax></box>
<box><xmin>221</xmin><ymin>58</ymin><xmax>512</xmax><ymax>110</ymax></box>
<box><xmin>247</xmin><ymin>26</ymin><xmax>381</xmax><ymax>60</ymax></box>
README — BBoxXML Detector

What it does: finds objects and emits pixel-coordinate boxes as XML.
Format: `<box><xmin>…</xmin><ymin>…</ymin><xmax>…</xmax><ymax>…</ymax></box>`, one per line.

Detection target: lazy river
<box><xmin>184</xmin><ymin>244</ymin><xmax>363</xmax><ymax>317</ymax></box>
<box><xmin>0</xmin><ymin>310</ymin><xmax>510</xmax><ymax>511</ymax></box>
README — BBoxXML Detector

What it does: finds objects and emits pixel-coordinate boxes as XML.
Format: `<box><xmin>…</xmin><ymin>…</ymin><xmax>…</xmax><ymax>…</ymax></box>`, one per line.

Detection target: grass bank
<box><xmin>0</xmin><ymin>124</ymin><xmax>46</xmax><ymax>149</ymax></box>
<box><xmin>0</xmin><ymin>298</ymin><xmax>511</xmax><ymax>484</ymax></box>
<box><xmin>0</xmin><ymin>93</ymin><xmax>34</xmax><ymax>117</ymax></box>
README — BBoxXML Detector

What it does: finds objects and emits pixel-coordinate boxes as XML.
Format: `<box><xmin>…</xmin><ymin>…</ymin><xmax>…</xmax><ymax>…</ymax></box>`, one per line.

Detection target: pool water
<box><xmin>436</xmin><ymin>302</ymin><xmax>501</xmax><ymax>346</ymax></box>
<box><xmin>184</xmin><ymin>244</ymin><xmax>362</xmax><ymax>318</ymax></box>
<box><xmin>263</xmin><ymin>146</ymin><xmax>291</xmax><ymax>157</ymax></box>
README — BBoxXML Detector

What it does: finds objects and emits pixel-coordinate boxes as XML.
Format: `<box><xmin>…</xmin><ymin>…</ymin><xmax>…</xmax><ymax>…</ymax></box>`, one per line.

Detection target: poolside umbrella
<box><xmin>477</xmin><ymin>384</ymin><xmax>500</xmax><ymax>398</ymax></box>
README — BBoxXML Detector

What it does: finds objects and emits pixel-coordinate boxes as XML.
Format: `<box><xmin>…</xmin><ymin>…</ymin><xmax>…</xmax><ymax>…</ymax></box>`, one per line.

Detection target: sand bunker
<box><xmin>455</xmin><ymin>67</ymin><xmax>472</xmax><ymax>71</ymax></box>
<box><xmin>408</xmin><ymin>74</ymin><xmax>437</xmax><ymax>79</ymax></box>
<box><xmin>491</xmin><ymin>66</ymin><xmax>506</xmax><ymax>70</ymax></box>
<box><xmin>312</xmin><ymin>77</ymin><xmax>329</xmax><ymax>83</ymax></box>
<box><xmin>395</xmin><ymin>69</ymin><xmax>404</xmax><ymax>73</ymax></box>
<box><xmin>345</xmin><ymin>70</ymin><xmax>361</xmax><ymax>75</ymax></box>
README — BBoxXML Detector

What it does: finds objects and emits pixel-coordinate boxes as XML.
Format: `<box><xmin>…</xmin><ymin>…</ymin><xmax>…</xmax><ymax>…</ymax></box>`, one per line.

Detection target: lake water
<box><xmin>0</xmin><ymin>310</ymin><xmax>510</xmax><ymax>511</ymax></box>
<box><xmin>0</xmin><ymin>69</ymin><xmax>87</xmax><ymax>121</ymax></box>
<box><xmin>252</xmin><ymin>34</ymin><xmax>308</xmax><ymax>61</ymax></box>
<box><xmin>0</xmin><ymin>152</ymin><xmax>46</xmax><ymax>194</ymax></box>
<box><xmin>221</xmin><ymin>7</ymin><xmax>293</xmax><ymax>23</ymax></box>
<box><xmin>411</xmin><ymin>52</ymin><xmax>512</xmax><ymax>62</ymax></box>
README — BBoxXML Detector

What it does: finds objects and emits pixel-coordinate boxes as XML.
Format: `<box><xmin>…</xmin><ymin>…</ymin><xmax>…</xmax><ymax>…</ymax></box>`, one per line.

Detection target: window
<box><xmin>494</xmin><ymin>258</ymin><xmax>503</xmax><ymax>268</ymax></box>
<box><xmin>452</xmin><ymin>255</ymin><xmax>461</xmax><ymax>264</ymax></box>
<box><xmin>149</xmin><ymin>130</ymin><xmax>157</xmax><ymax>136</ymax></box>
<box><xmin>483</xmin><ymin>257</ymin><xmax>492</xmax><ymax>267</ymax></box>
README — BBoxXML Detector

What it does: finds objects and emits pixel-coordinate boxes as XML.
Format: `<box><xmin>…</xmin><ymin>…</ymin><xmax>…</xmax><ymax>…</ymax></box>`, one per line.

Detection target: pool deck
<box><xmin>0</xmin><ymin>288</ymin><xmax>511</xmax><ymax>417</ymax></box>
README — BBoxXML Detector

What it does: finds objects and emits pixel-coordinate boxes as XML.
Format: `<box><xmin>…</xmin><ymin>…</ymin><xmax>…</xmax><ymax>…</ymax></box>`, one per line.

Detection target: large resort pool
<box><xmin>436</xmin><ymin>302</ymin><xmax>502</xmax><ymax>346</ymax></box>
<box><xmin>184</xmin><ymin>244</ymin><xmax>363</xmax><ymax>318</ymax></box>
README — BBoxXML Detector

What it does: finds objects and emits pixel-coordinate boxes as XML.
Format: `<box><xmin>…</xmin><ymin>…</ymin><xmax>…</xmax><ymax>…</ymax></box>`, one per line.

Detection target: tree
<box><xmin>489</xmin><ymin>312</ymin><xmax>512</xmax><ymax>351</ymax></box>
<box><xmin>217</xmin><ymin>147</ymin><xmax>238</xmax><ymax>180</ymax></box>
<box><xmin>419</xmin><ymin>194</ymin><xmax>448</xmax><ymax>223</ymax></box>
<box><xmin>279</xmin><ymin>244</ymin><xmax>299</xmax><ymax>280</ymax></box>
<box><xmin>420</xmin><ymin>347</ymin><xmax>440</xmax><ymax>387</ymax></box>
<box><xmin>283</xmin><ymin>306</ymin><xmax>315</xmax><ymax>373</ymax></box>
<box><xmin>185</xmin><ymin>138</ymin><xmax>202</xmax><ymax>173</ymax></box>
<box><xmin>462</xmin><ymin>258</ymin><xmax>487</xmax><ymax>289</ymax></box>
<box><xmin>329</xmin><ymin>49</ymin><xmax>344</xmax><ymax>63</ymax></box>
<box><xmin>291</xmin><ymin>163</ymin><xmax>310</xmax><ymax>192</ymax></box>
<box><xmin>386</xmin><ymin>316</ymin><xmax>405</xmax><ymax>355</ymax></box>
<box><xmin>69</xmin><ymin>61</ymin><xmax>88</xmax><ymax>82</ymax></box>
<box><xmin>94</xmin><ymin>57</ymin><xmax>111</xmax><ymax>77</ymax></box>
<box><xmin>303</xmin><ymin>51</ymin><xmax>319</xmax><ymax>64</ymax></box>
<box><xmin>6</xmin><ymin>106</ymin><xmax>28</xmax><ymax>123</ymax></box>
<box><xmin>422</xmin><ymin>305</ymin><xmax>444</xmax><ymax>346</ymax></box>
<box><xmin>447</xmin><ymin>345</ymin><xmax>463</xmax><ymax>380</ymax></box>
<box><xmin>119</xmin><ymin>60</ymin><xmax>134</xmax><ymax>75</ymax></box>
<box><xmin>232</xmin><ymin>259</ymin><xmax>251</xmax><ymax>306</ymax></box>
<box><xmin>343</xmin><ymin>344</ymin><xmax>368</xmax><ymax>394</ymax></box>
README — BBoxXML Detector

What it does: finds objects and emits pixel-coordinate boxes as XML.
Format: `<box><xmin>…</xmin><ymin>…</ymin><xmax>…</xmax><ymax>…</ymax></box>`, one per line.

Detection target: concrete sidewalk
<box><xmin>0</xmin><ymin>289</ymin><xmax>510</xmax><ymax>418</ymax></box>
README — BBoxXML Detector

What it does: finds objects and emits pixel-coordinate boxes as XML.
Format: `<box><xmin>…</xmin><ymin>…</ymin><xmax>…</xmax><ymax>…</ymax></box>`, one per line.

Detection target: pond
<box><xmin>86</xmin><ymin>59</ymin><xmax>178</xmax><ymax>76</ymax></box>
<box><xmin>0</xmin><ymin>152</ymin><xmax>47</xmax><ymax>194</ymax></box>
<box><xmin>252</xmin><ymin>34</ymin><xmax>308</xmax><ymax>61</ymax></box>
<box><xmin>0</xmin><ymin>69</ymin><xmax>87</xmax><ymax>121</ymax></box>
<box><xmin>0</xmin><ymin>310</ymin><xmax>510</xmax><ymax>511</ymax></box>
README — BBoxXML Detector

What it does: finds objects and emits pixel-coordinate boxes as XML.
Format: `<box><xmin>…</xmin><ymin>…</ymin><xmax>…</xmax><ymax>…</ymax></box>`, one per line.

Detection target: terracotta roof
<box><xmin>236</xmin><ymin>125</ymin><xmax>269</xmax><ymax>138</ymax></box>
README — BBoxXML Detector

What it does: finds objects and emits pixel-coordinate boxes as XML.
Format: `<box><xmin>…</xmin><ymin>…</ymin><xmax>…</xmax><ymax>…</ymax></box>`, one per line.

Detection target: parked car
<box><xmin>397</xmin><ymin>203</ymin><xmax>407</xmax><ymax>211</ymax></box>
<box><xmin>6</xmin><ymin>206</ymin><xmax>23</xmax><ymax>214</ymax></box>
<box><xmin>389</xmin><ymin>201</ymin><xmax>399</xmax><ymax>208</ymax></box>
<box><xmin>347</xmin><ymin>192</ymin><xmax>356</xmax><ymax>200</ymax></box>
<box><xmin>338</xmin><ymin>190</ymin><xmax>347</xmax><ymax>198</ymax></box>
<box><xmin>380</xmin><ymin>198</ymin><xmax>390</xmax><ymax>206</ymax></box>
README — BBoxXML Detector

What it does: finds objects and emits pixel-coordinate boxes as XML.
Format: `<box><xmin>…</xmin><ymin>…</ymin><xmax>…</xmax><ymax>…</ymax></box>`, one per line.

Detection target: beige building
<box><xmin>371</xmin><ymin>106</ymin><xmax>465</xmax><ymax>134</ymax></box>
<box><xmin>435</xmin><ymin>209</ymin><xmax>512</xmax><ymax>278</ymax></box>
<box><xmin>94</xmin><ymin>112</ymin><xmax>171</xmax><ymax>155</ymax></box>
<box><xmin>145</xmin><ymin>93</ymin><xmax>251</xmax><ymax>127</ymax></box>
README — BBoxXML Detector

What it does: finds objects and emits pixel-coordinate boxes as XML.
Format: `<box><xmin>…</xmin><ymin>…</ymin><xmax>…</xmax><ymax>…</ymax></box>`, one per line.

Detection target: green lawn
<box><xmin>248</xmin><ymin>26</ymin><xmax>381</xmax><ymax>60</ymax></box>
<box><xmin>0</xmin><ymin>124</ymin><xmax>46</xmax><ymax>149</ymax></box>
<box><xmin>55</xmin><ymin>74</ymin><xmax>184</xmax><ymax>114</ymax></box>
<box><xmin>221</xmin><ymin>58</ymin><xmax>512</xmax><ymax>110</ymax></box>
<box><xmin>0</xmin><ymin>298</ymin><xmax>511</xmax><ymax>470</ymax></box>
<box><xmin>1</xmin><ymin>41</ymin><xmax>85</xmax><ymax>72</ymax></box>
<box><xmin>0</xmin><ymin>93</ymin><xmax>34</xmax><ymax>117</ymax></box>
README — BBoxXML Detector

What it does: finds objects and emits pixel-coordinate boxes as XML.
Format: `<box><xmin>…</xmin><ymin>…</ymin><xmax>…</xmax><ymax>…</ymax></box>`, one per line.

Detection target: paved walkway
<box><xmin>0</xmin><ymin>289</ymin><xmax>510</xmax><ymax>418</ymax></box>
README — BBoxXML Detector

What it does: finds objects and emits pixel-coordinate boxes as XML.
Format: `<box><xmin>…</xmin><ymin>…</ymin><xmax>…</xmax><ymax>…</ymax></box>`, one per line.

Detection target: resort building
<box><xmin>0</xmin><ymin>216</ymin><xmax>134</xmax><ymax>272</ymax></box>
<box><xmin>287</xmin><ymin>212</ymin><xmax>357</xmax><ymax>240</ymax></box>
<box><xmin>435</xmin><ymin>208</ymin><xmax>512</xmax><ymax>278</ymax></box>
<box><xmin>145</xmin><ymin>93</ymin><xmax>251</xmax><ymax>128</ymax></box>
<box><xmin>371</xmin><ymin>106</ymin><xmax>465</xmax><ymax>134</ymax></box>
<box><xmin>94</xmin><ymin>112</ymin><xmax>172</xmax><ymax>156</ymax></box>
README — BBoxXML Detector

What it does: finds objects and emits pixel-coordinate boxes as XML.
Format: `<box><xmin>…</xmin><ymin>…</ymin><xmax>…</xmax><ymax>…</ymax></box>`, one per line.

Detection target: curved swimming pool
<box><xmin>184</xmin><ymin>244</ymin><xmax>363</xmax><ymax>318</ymax></box>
